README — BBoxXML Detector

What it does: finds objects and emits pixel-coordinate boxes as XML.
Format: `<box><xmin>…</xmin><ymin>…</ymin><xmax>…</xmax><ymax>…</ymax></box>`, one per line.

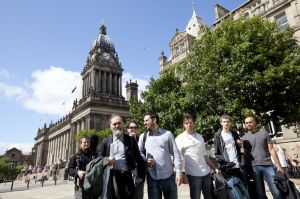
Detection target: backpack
<box><xmin>212</xmin><ymin>173</ymin><xmax>250</xmax><ymax>199</ymax></box>
<box><xmin>83</xmin><ymin>156</ymin><xmax>109</xmax><ymax>197</ymax></box>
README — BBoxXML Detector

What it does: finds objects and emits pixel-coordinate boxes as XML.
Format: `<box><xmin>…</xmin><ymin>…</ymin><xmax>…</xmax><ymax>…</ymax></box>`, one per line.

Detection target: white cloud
<box><xmin>0</xmin><ymin>82</ymin><xmax>28</xmax><ymax>100</ymax></box>
<box><xmin>0</xmin><ymin>67</ymin><xmax>150</xmax><ymax>116</ymax></box>
<box><xmin>0</xmin><ymin>142</ymin><xmax>34</xmax><ymax>155</ymax></box>
<box><xmin>122</xmin><ymin>72</ymin><xmax>150</xmax><ymax>100</ymax></box>
<box><xmin>23</xmin><ymin>66</ymin><xmax>82</xmax><ymax>116</ymax></box>
<box><xmin>0</xmin><ymin>69</ymin><xmax>9</xmax><ymax>79</ymax></box>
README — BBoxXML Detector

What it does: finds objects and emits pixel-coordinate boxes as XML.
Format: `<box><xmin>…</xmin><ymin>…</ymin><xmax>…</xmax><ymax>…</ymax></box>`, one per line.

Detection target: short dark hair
<box><xmin>127</xmin><ymin>121</ymin><xmax>138</xmax><ymax>128</ymax></box>
<box><xmin>183</xmin><ymin>113</ymin><xmax>194</xmax><ymax>123</ymax></box>
<box><xmin>219</xmin><ymin>114</ymin><xmax>231</xmax><ymax>122</ymax></box>
<box><xmin>144</xmin><ymin>112</ymin><xmax>160</xmax><ymax>125</ymax></box>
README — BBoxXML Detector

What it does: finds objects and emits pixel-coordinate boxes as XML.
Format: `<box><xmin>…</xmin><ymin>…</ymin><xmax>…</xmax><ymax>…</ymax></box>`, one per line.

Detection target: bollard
<box><xmin>27</xmin><ymin>178</ymin><xmax>30</xmax><ymax>189</ymax></box>
<box><xmin>10</xmin><ymin>181</ymin><xmax>14</xmax><ymax>191</ymax></box>
<box><xmin>42</xmin><ymin>180</ymin><xmax>44</xmax><ymax>187</ymax></box>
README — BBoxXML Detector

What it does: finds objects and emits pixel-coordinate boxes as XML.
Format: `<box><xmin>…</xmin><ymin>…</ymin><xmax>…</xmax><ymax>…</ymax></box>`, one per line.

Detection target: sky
<box><xmin>0</xmin><ymin>0</ymin><xmax>245</xmax><ymax>155</ymax></box>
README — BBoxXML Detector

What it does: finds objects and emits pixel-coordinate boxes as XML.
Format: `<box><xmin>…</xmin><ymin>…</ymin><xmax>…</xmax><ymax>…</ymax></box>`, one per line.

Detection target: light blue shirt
<box><xmin>112</xmin><ymin>133</ymin><xmax>128</xmax><ymax>171</ymax></box>
<box><xmin>138</xmin><ymin>128</ymin><xmax>182</xmax><ymax>180</ymax></box>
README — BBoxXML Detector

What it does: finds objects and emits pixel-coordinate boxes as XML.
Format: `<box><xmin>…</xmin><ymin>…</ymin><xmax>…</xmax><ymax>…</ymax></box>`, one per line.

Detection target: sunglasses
<box><xmin>129</xmin><ymin>126</ymin><xmax>138</xmax><ymax>129</ymax></box>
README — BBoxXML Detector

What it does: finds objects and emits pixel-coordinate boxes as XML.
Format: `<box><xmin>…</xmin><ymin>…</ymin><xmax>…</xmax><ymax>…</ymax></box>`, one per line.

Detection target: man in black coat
<box><xmin>68</xmin><ymin>136</ymin><xmax>97</xmax><ymax>199</ymax></box>
<box><xmin>99</xmin><ymin>114</ymin><xmax>146</xmax><ymax>199</ymax></box>
<box><xmin>214</xmin><ymin>114</ymin><xmax>247</xmax><ymax>187</ymax></box>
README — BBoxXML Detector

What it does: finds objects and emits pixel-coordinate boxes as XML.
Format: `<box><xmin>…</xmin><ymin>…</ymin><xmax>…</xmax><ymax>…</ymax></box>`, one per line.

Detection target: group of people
<box><xmin>68</xmin><ymin>112</ymin><xmax>286</xmax><ymax>199</ymax></box>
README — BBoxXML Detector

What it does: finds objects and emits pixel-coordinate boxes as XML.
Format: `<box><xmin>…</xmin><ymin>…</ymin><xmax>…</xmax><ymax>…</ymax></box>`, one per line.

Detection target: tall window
<box><xmin>276</xmin><ymin>12</ymin><xmax>289</xmax><ymax>31</ymax></box>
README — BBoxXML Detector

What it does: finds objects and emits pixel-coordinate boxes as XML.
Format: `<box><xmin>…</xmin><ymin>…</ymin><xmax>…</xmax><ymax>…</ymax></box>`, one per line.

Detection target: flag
<box><xmin>71</xmin><ymin>86</ymin><xmax>76</xmax><ymax>93</ymax></box>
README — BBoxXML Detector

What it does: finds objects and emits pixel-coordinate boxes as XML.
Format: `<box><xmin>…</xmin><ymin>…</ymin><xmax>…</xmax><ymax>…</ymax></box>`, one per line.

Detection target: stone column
<box><xmin>103</xmin><ymin>72</ymin><xmax>107</xmax><ymax>94</ymax></box>
<box><xmin>49</xmin><ymin>139</ymin><xmax>53</xmax><ymax>164</ymax></box>
<box><xmin>109</xmin><ymin>73</ymin><xmax>112</xmax><ymax>94</ymax></box>
<box><xmin>98</xmin><ymin>70</ymin><xmax>102</xmax><ymax>92</ymax></box>
<box><xmin>66</xmin><ymin>130</ymin><xmax>70</xmax><ymax>161</ymax></box>
<box><xmin>91</xmin><ymin>69</ymin><xmax>95</xmax><ymax>90</ymax></box>
<box><xmin>60</xmin><ymin>134</ymin><xmax>63</xmax><ymax>160</ymax></box>
<box><xmin>71</xmin><ymin>123</ymin><xmax>76</xmax><ymax>155</ymax></box>
<box><xmin>36</xmin><ymin>144</ymin><xmax>40</xmax><ymax>166</ymax></box>
<box><xmin>55</xmin><ymin>137</ymin><xmax>58</xmax><ymax>163</ymax></box>
<box><xmin>117</xmin><ymin>75</ymin><xmax>119</xmax><ymax>96</ymax></box>
<box><xmin>47</xmin><ymin>140</ymin><xmax>51</xmax><ymax>165</ymax></box>
<box><xmin>118</xmin><ymin>75</ymin><xmax>122</xmax><ymax>96</ymax></box>
<box><xmin>76</xmin><ymin>121</ymin><xmax>81</xmax><ymax>151</ymax></box>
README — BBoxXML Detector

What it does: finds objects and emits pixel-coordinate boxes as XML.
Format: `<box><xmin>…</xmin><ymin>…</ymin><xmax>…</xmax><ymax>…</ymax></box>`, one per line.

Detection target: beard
<box><xmin>112</xmin><ymin>129</ymin><xmax>123</xmax><ymax>137</ymax></box>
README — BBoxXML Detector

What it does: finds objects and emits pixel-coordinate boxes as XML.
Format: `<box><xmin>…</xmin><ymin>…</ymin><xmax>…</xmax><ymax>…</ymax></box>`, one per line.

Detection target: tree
<box><xmin>0</xmin><ymin>157</ymin><xmax>23</xmax><ymax>181</ymax></box>
<box><xmin>182</xmin><ymin>16</ymin><xmax>300</xmax><ymax>137</ymax></box>
<box><xmin>129</xmin><ymin>16</ymin><xmax>300</xmax><ymax>141</ymax></box>
<box><xmin>76</xmin><ymin>129</ymin><xmax>111</xmax><ymax>152</ymax></box>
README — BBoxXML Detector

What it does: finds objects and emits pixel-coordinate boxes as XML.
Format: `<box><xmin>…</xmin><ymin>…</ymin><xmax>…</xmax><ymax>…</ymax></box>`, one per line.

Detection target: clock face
<box><xmin>103</xmin><ymin>52</ymin><xmax>110</xmax><ymax>60</ymax></box>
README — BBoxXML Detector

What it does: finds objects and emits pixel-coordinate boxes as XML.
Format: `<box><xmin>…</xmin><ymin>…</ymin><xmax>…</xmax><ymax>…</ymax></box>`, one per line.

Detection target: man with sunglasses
<box><xmin>127</xmin><ymin>122</ymin><xmax>145</xmax><ymax>199</ymax></box>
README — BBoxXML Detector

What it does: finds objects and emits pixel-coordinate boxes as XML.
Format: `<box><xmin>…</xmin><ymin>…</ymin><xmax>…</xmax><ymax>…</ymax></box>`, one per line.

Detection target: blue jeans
<box><xmin>147</xmin><ymin>173</ymin><xmax>177</xmax><ymax>199</ymax></box>
<box><xmin>252</xmin><ymin>165</ymin><xmax>282</xmax><ymax>199</ymax></box>
<box><xmin>186</xmin><ymin>173</ymin><xmax>213</xmax><ymax>199</ymax></box>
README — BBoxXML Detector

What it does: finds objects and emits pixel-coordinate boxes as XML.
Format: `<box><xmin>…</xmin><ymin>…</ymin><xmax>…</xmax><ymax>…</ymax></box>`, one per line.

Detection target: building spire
<box><xmin>99</xmin><ymin>23</ymin><xmax>107</xmax><ymax>35</ymax></box>
<box><xmin>192</xmin><ymin>2</ymin><xmax>197</xmax><ymax>17</ymax></box>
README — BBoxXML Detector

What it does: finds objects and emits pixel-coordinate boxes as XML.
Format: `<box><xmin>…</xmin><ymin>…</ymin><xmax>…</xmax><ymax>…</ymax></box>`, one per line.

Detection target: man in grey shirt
<box><xmin>242</xmin><ymin>116</ymin><xmax>283</xmax><ymax>199</ymax></box>
<box><xmin>138</xmin><ymin>112</ymin><xmax>183</xmax><ymax>199</ymax></box>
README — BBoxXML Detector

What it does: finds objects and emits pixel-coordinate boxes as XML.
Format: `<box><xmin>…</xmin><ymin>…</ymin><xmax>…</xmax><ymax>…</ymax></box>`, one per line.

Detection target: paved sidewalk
<box><xmin>0</xmin><ymin>178</ymin><xmax>299</xmax><ymax>199</ymax></box>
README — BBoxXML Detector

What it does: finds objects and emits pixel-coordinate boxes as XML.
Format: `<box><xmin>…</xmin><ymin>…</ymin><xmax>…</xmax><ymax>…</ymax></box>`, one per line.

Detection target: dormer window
<box><xmin>276</xmin><ymin>12</ymin><xmax>289</xmax><ymax>31</ymax></box>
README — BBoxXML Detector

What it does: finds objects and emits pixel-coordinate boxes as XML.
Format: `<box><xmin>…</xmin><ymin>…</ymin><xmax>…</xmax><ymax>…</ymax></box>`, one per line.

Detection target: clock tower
<box><xmin>82</xmin><ymin>24</ymin><xmax>124</xmax><ymax>99</ymax></box>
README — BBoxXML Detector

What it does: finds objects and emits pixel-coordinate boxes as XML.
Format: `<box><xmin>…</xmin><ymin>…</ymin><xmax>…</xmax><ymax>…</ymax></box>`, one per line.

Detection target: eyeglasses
<box><xmin>129</xmin><ymin>126</ymin><xmax>138</xmax><ymax>129</ymax></box>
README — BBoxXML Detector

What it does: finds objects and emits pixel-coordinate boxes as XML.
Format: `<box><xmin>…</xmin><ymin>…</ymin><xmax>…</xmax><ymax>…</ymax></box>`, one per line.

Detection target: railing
<box><xmin>0</xmin><ymin>177</ymin><xmax>70</xmax><ymax>193</ymax></box>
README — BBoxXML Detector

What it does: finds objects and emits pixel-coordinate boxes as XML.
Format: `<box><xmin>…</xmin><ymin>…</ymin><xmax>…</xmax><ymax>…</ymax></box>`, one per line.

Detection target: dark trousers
<box><xmin>74</xmin><ymin>187</ymin><xmax>92</xmax><ymax>199</ymax></box>
<box><xmin>133</xmin><ymin>180</ymin><xmax>145</xmax><ymax>199</ymax></box>
<box><xmin>146</xmin><ymin>173</ymin><xmax>177</xmax><ymax>199</ymax></box>
<box><xmin>111</xmin><ymin>170</ymin><xmax>134</xmax><ymax>199</ymax></box>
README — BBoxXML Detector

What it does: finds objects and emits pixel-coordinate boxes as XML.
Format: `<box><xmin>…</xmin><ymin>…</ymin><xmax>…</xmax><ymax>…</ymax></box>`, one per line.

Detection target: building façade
<box><xmin>33</xmin><ymin>25</ymin><xmax>138</xmax><ymax>167</ymax></box>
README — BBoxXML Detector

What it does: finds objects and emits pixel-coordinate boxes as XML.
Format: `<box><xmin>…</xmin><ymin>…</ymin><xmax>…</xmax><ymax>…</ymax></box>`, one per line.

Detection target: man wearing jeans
<box><xmin>138</xmin><ymin>112</ymin><xmax>183</xmax><ymax>199</ymax></box>
<box><xmin>176</xmin><ymin>114</ymin><xmax>218</xmax><ymax>199</ymax></box>
<box><xmin>242</xmin><ymin>116</ymin><xmax>283</xmax><ymax>199</ymax></box>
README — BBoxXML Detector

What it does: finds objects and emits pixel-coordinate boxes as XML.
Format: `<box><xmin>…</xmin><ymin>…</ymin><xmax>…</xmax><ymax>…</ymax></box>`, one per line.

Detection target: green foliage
<box><xmin>98</xmin><ymin>128</ymin><xmax>112</xmax><ymax>140</ymax></box>
<box><xmin>0</xmin><ymin>157</ymin><xmax>23</xmax><ymax>180</ymax></box>
<box><xmin>76</xmin><ymin>129</ymin><xmax>98</xmax><ymax>141</ymax></box>
<box><xmin>129</xmin><ymin>16</ymin><xmax>300</xmax><ymax>141</ymax></box>
<box><xmin>140</xmin><ymin>71</ymin><xmax>187</xmax><ymax>134</ymax></box>
<box><xmin>77</xmin><ymin>128</ymin><xmax>112</xmax><ymax>141</ymax></box>
<box><xmin>183</xmin><ymin>16</ymin><xmax>300</xmax><ymax>135</ymax></box>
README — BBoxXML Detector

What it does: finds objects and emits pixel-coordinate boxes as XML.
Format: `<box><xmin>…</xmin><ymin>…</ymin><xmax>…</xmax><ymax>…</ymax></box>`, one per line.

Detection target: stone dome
<box><xmin>90</xmin><ymin>25</ymin><xmax>115</xmax><ymax>51</ymax></box>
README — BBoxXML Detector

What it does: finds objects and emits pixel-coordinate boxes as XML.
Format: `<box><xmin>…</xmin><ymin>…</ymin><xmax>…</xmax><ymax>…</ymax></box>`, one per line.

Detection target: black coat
<box><xmin>274</xmin><ymin>171</ymin><xmax>300</xmax><ymax>199</ymax></box>
<box><xmin>68</xmin><ymin>148</ymin><xmax>97</xmax><ymax>189</ymax></box>
<box><xmin>99</xmin><ymin>133</ymin><xmax>146</xmax><ymax>180</ymax></box>
<box><xmin>214</xmin><ymin>129</ymin><xmax>243</xmax><ymax>166</ymax></box>
<box><xmin>68</xmin><ymin>149</ymin><xmax>97</xmax><ymax>177</ymax></box>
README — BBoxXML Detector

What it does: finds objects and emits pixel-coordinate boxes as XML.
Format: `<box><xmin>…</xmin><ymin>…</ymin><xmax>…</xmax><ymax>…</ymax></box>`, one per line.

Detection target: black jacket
<box><xmin>68</xmin><ymin>149</ymin><xmax>97</xmax><ymax>187</ymax></box>
<box><xmin>99</xmin><ymin>133</ymin><xmax>146</xmax><ymax>180</ymax></box>
<box><xmin>214</xmin><ymin>129</ymin><xmax>242</xmax><ymax>166</ymax></box>
<box><xmin>274</xmin><ymin>171</ymin><xmax>300</xmax><ymax>199</ymax></box>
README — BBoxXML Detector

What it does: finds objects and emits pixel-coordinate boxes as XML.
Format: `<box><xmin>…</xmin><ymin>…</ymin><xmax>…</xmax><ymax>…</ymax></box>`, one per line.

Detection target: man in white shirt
<box><xmin>175</xmin><ymin>114</ymin><xmax>218</xmax><ymax>199</ymax></box>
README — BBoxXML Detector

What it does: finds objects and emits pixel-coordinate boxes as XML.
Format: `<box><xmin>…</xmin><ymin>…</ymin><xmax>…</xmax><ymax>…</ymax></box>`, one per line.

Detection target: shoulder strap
<box><xmin>142</xmin><ymin>132</ymin><xmax>148</xmax><ymax>155</ymax></box>
<box><xmin>106</xmin><ymin>135</ymin><xmax>113</xmax><ymax>156</ymax></box>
